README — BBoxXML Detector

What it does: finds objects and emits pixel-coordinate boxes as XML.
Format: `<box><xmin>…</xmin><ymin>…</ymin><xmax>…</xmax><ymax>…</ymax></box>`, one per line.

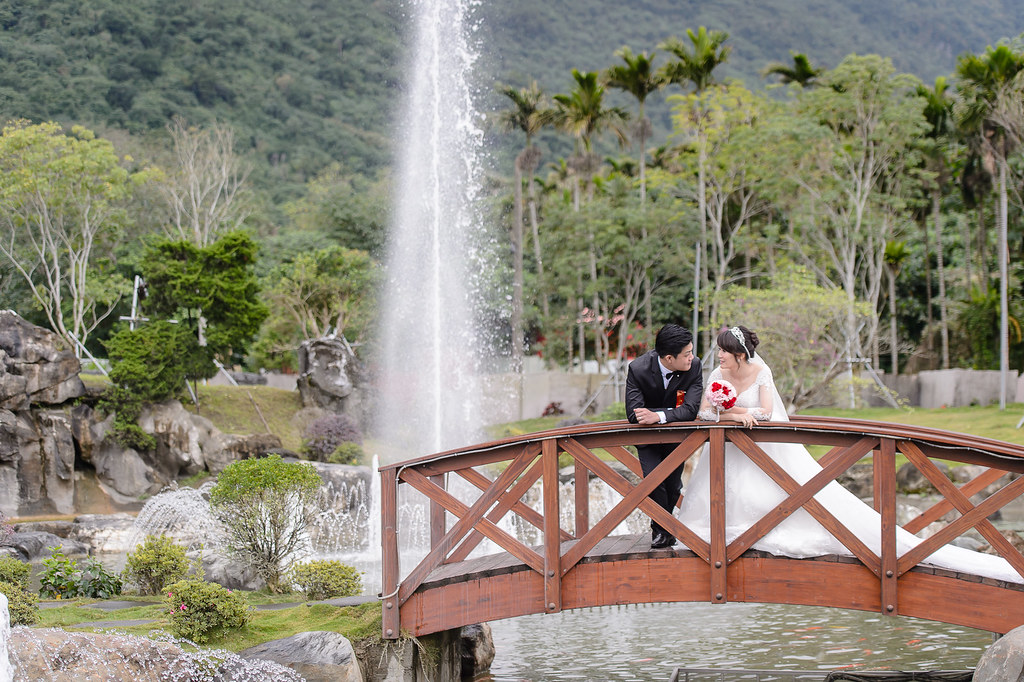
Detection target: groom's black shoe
<box><xmin>651</xmin><ymin>531</ymin><xmax>677</xmax><ymax>549</ymax></box>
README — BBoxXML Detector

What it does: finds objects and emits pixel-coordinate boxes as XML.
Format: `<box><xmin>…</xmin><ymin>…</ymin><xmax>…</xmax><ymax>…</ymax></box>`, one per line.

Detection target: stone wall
<box><xmin>876</xmin><ymin>369</ymin><xmax>1023</xmax><ymax>408</ymax></box>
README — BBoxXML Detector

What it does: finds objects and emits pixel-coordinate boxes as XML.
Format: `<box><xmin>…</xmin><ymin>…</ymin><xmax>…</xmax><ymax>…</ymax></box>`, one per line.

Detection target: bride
<box><xmin>676</xmin><ymin>324</ymin><xmax>1024</xmax><ymax>584</ymax></box>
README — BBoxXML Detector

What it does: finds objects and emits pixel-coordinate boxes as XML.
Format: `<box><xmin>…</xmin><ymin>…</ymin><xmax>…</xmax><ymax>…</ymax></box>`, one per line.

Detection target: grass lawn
<box><xmin>799</xmin><ymin>403</ymin><xmax>1024</xmax><ymax>447</ymax></box>
<box><xmin>44</xmin><ymin>596</ymin><xmax>381</xmax><ymax>653</ymax></box>
<box><xmin>187</xmin><ymin>384</ymin><xmax>305</xmax><ymax>452</ymax></box>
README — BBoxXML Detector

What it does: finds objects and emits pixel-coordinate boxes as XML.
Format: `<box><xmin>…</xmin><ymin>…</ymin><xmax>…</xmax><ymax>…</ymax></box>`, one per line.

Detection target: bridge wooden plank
<box><xmin>558</xmin><ymin>435</ymin><xmax>710</xmax><ymax>571</ymax></box>
<box><xmin>543</xmin><ymin>439</ymin><xmax>562</xmax><ymax>614</ymax></box>
<box><xmin>898</xmin><ymin>475</ymin><xmax>1024</xmax><ymax>576</ymax></box>
<box><xmin>575</xmin><ymin>457</ymin><xmax>589</xmax><ymax>537</ymax></box>
<box><xmin>710</xmin><ymin>429</ymin><xmax>727</xmax><ymax>604</ymax></box>
<box><xmin>902</xmin><ymin>466</ymin><xmax>1007</xmax><ymax>534</ymax></box>
<box><xmin>397</xmin><ymin>450</ymin><xmax>541</xmax><ymax>605</ymax></box>
<box><xmin>877</xmin><ymin>438</ymin><xmax>898</xmax><ymax>616</ymax></box>
<box><xmin>605</xmin><ymin>444</ymin><xmax>643</xmax><ymax>476</ymax></box>
<box><xmin>380</xmin><ymin>468</ymin><xmax>400</xmax><ymax>639</ymax></box>
<box><xmin>726</xmin><ymin>432</ymin><xmax>881</xmax><ymax>575</ymax></box>
<box><xmin>899</xmin><ymin>442</ymin><xmax>1024</xmax><ymax>580</ymax></box>
<box><xmin>448</xmin><ymin>460</ymin><xmax>571</xmax><ymax>564</ymax></box>
<box><xmin>402</xmin><ymin>467</ymin><xmax>545</xmax><ymax>576</ymax></box>
<box><xmin>402</xmin><ymin>549</ymin><xmax>1024</xmax><ymax>636</ymax></box>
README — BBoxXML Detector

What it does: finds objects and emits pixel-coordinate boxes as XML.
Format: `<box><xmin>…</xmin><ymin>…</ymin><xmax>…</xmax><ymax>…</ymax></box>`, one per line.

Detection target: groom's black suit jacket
<box><xmin>625</xmin><ymin>349</ymin><xmax>703</xmax><ymax>424</ymax></box>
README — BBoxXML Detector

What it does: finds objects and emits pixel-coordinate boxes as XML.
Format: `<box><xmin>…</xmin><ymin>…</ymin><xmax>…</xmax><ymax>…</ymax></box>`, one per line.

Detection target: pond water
<box><xmin>483</xmin><ymin>601</ymin><xmax>992</xmax><ymax>681</ymax></box>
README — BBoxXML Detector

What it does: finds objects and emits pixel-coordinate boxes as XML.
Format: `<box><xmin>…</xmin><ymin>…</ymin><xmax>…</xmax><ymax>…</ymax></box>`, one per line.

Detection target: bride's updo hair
<box><xmin>717</xmin><ymin>325</ymin><xmax>759</xmax><ymax>361</ymax></box>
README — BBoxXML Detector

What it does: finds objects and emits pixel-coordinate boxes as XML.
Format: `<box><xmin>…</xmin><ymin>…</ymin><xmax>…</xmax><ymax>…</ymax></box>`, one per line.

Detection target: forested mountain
<box><xmin>0</xmin><ymin>0</ymin><xmax>1020</xmax><ymax>199</ymax></box>
<box><xmin>2</xmin><ymin>0</ymin><xmax>1023</xmax><ymax>387</ymax></box>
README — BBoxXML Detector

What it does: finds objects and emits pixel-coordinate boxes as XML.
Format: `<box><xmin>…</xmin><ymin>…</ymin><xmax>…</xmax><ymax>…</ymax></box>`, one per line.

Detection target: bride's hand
<box><xmin>737</xmin><ymin>413</ymin><xmax>757</xmax><ymax>428</ymax></box>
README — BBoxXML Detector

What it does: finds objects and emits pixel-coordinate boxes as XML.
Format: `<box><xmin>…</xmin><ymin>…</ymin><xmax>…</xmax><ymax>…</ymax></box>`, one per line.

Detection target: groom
<box><xmin>625</xmin><ymin>323</ymin><xmax>703</xmax><ymax>549</ymax></box>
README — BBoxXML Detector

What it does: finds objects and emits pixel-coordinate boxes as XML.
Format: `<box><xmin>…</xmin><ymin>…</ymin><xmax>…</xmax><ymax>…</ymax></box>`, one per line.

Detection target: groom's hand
<box><xmin>633</xmin><ymin>407</ymin><xmax>661</xmax><ymax>425</ymax></box>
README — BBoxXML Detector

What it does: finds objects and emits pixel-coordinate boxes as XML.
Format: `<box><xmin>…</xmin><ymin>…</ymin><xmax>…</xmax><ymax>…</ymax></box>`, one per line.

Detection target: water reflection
<box><xmin>484</xmin><ymin>602</ymin><xmax>989</xmax><ymax>681</ymax></box>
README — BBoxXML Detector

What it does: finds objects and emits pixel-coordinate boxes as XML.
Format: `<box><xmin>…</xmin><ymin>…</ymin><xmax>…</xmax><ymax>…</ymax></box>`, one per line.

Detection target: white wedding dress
<box><xmin>676</xmin><ymin>359</ymin><xmax>1024</xmax><ymax>584</ymax></box>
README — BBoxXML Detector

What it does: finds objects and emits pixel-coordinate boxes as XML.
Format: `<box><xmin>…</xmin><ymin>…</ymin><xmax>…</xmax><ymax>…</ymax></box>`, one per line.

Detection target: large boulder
<box><xmin>4</xmin><ymin>531</ymin><xmax>89</xmax><ymax>561</ymax></box>
<box><xmin>240</xmin><ymin>631</ymin><xmax>362</xmax><ymax>682</ymax></box>
<box><xmin>69</xmin><ymin>513</ymin><xmax>138</xmax><ymax>554</ymax></box>
<box><xmin>0</xmin><ymin>409</ymin><xmax>77</xmax><ymax>516</ymax></box>
<box><xmin>460</xmin><ymin>623</ymin><xmax>495</xmax><ymax>679</ymax></box>
<box><xmin>975</xmin><ymin>624</ymin><xmax>1024</xmax><ymax>681</ymax></box>
<box><xmin>296</xmin><ymin>337</ymin><xmax>365</xmax><ymax>414</ymax></box>
<box><xmin>8</xmin><ymin>628</ymin><xmax>304</xmax><ymax>681</ymax></box>
<box><xmin>0</xmin><ymin>310</ymin><xmax>84</xmax><ymax>409</ymax></box>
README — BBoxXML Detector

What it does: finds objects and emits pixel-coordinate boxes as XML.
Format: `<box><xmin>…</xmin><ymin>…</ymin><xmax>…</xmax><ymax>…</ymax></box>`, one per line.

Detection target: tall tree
<box><xmin>604</xmin><ymin>47</ymin><xmax>667</xmax><ymax>334</ymax></box>
<box><xmin>659</xmin><ymin>27</ymin><xmax>731</xmax><ymax>343</ymax></box>
<box><xmin>498</xmin><ymin>81</ymin><xmax>553</xmax><ymax>364</ymax></box>
<box><xmin>0</xmin><ymin>121</ymin><xmax>140</xmax><ymax>352</ymax></box>
<box><xmin>784</xmin><ymin>55</ymin><xmax>928</xmax><ymax>373</ymax></box>
<box><xmin>917</xmin><ymin>77</ymin><xmax>955</xmax><ymax>369</ymax></box>
<box><xmin>552</xmin><ymin>69</ymin><xmax>628</xmax><ymax>367</ymax></box>
<box><xmin>954</xmin><ymin>44</ymin><xmax>1024</xmax><ymax>408</ymax></box>
<box><xmin>161</xmin><ymin>117</ymin><xmax>251</xmax><ymax>248</ymax></box>
<box><xmin>141</xmin><ymin>231</ymin><xmax>268</xmax><ymax>389</ymax></box>
<box><xmin>762</xmin><ymin>52</ymin><xmax>823</xmax><ymax>88</ymax></box>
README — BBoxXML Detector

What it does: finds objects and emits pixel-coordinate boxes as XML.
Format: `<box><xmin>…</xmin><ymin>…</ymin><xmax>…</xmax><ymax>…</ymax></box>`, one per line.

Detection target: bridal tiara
<box><xmin>730</xmin><ymin>326</ymin><xmax>753</xmax><ymax>358</ymax></box>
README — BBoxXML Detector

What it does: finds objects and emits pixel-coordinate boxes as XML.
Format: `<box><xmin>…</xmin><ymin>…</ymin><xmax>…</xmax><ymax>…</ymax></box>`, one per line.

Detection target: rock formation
<box><xmin>0</xmin><ymin>311</ymin><xmax>283</xmax><ymax>517</ymax></box>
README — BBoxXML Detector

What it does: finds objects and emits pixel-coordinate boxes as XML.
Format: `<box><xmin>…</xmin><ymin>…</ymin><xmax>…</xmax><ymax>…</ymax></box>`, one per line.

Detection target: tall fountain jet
<box><xmin>377</xmin><ymin>0</ymin><xmax>491</xmax><ymax>459</ymax></box>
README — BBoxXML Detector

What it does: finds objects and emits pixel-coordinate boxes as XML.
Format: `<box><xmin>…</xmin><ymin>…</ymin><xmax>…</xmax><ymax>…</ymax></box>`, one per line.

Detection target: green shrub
<box><xmin>164</xmin><ymin>577</ymin><xmax>251</xmax><ymax>643</ymax></box>
<box><xmin>123</xmin><ymin>535</ymin><xmax>192</xmax><ymax>595</ymax></box>
<box><xmin>38</xmin><ymin>547</ymin><xmax>78</xmax><ymax>599</ymax></box>
<box><xmin>327</xmin><ymin>441</ymin><xmax>364</xmax><ymax>465</ymax></box>
<box><xmin>210</xmin><ymin>455</ymin><xmax>322</xmax><ymax>592</ymax></box>
<box><xmin>0</xmin><ymin>555</ymin><xmax>30</xmax><ymax>588</ymax></box>
<box><xmin>0</xmin><ymin>580</ymin><xmax>39</xmax><ymax>625</ymax></box>
<box><xmin>38</xmin><ymin>547</ymin><xmax>122</xmax><ymax>599</ymax></box>
<box><xmin>77</xmin><ymin>556</ymin><xmax>123</xmax><ymax>598</ymax></box>
<box><xmin>289</xmin><ymin>559</ymin><xmax>363</xmax><ymax>601</ymax></box>
<box><xmin>593</xmin><ymin>401</ymin><xmax>626</xmax><ymax>422</ymax></box>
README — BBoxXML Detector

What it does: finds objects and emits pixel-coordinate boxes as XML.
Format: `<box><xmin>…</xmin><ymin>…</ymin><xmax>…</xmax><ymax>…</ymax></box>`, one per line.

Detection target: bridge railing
<box><xmin>378</xmin><ymin>417</ymin><xmax>1024</xmax><ymax>638</ymax></box>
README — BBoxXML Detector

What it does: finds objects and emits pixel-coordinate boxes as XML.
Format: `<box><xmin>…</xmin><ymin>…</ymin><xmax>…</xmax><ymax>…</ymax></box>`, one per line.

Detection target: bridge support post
<box><xmin>543</xmin><ymin>439</ymin><xmax>562</xmax><ymax>614</ymax></box>
<box><xmin>710</xmin><ymin>429</ymin><xmax>727</xmax><ymax>604</ymax></box>
<box><xmin>430</xmin><ymin>474</ymin><xmax>446</xmax><ymax>546</ymax></box>
<box><xmin>382</xmin><ymin>468</ymin><xmax>400</xmax><ymax>639</ymax></box>
<box><xmin>878</xmin><ymin>438</ymin><xmax>898</xmax><ymax>615</ymax></box>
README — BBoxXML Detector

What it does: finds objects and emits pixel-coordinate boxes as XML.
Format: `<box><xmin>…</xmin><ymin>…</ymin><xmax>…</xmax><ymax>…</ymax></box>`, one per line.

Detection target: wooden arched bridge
<box><xmin>378</xmin><ymin>417</ymin><xmax>1024</xmax><ymax>639</ymax></box>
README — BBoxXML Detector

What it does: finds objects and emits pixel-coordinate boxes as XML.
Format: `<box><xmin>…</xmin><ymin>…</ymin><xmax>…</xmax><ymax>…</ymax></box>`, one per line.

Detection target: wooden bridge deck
<box><xmin>405</xmin><ymin>533</ymin><xmax>1024</xmax><ymax>636</ymax></box>
<box><xmin>380</xmin><ymin>418</ymin><xmax>1024</xmax><ymax>638</ymax></box>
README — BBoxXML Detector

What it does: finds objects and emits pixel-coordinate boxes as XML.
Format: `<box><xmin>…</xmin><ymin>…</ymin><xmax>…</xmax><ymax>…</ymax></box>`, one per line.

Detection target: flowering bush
<box><xmin>302</xmin><ymin>413</ymin><xmax>363</xmax><ymax>461</ymax></box>
<box><xmin>705</xmin><ymin>380</ymin><xmax>738</xmax><ymax>411</ymax></box>
<box><xmin>164</xmin><ymin>577</ymin><xmax>251</xmax><ymax>643</ymax></box>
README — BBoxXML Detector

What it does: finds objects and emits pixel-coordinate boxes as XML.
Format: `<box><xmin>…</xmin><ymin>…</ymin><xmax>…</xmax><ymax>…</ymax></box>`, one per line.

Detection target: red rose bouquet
<box><xmin>705</xmin><ymin>379</ymin><xmax>737</xmax><ymax>421</ymax></box>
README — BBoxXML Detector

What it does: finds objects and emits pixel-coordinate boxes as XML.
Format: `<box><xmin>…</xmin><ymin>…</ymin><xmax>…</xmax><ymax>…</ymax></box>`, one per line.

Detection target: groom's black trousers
<box><xmin>638</xmin><ymin>442</ymin><xmax>685</xmax><ymax>538</ymax></box>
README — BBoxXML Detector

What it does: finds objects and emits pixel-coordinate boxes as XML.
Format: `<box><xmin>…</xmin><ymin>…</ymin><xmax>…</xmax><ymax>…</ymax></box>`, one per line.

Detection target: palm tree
<box><xmin>916</xmin><ymin>77</ymin><xmax>954</xmax><ymax>369</ymax></box>
<box><xmin>884</xmin><ymin>240</ymin><xmax>910</xmax><ymax>375</ymax></box>
<box><xmin>954</xmin><ymin>44</ymin><xmax>1024</xmax><ymax>408</ymax></box>
<box><xmin>761</xmin><ymin>52</ymin><xmax>822</xmax><ymax>88</ymax></box>
<box><xmin>658</xmin><ymin>27</ymin><xmax>731</xmax><ymax>93</ymax></box>
<box><xmin>658</xmin><ymin>26</ymin><xmax>730</xmax><ymax>343</ymax></box>
<box><xmin>603</xmin><ymin>47</ymin><xmax>666</xmax><ymax>333</ymax></box>
<box><xmin>498</xmin><ymin>82</ymin><xmax>553</xmax><ymax>356</ymax></box>
<box><xmin>552</xmin><ymin>69</ymin><xmax>629</xmax><ymax>368</ymax></box>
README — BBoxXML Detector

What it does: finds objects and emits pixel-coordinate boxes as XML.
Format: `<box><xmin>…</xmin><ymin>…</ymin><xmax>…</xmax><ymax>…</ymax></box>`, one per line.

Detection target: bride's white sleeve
<box><xmin>696</xmin><ymin>368</ymin><xmax>718</xmax><ymax>421</ymax></box>
<box><xmin>749</xmin><ymin>367</ymin><xmax>774</xmax><ymax>421</ymax></box>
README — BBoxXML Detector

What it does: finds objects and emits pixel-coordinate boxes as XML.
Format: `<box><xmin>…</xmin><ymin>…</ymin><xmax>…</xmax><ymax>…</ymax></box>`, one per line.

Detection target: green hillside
<box><xmin>0</xmin><ymin>0</ymin><xmax>1020</xmax><ymax>199</ymax></box>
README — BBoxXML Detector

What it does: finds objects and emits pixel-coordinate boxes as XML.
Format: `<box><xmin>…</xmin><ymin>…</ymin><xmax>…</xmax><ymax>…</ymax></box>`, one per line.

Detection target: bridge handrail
<box><xmin>378</xmin><ymin>416</ymin><xmax>1024</xmax><ymax>473</ymax></box>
